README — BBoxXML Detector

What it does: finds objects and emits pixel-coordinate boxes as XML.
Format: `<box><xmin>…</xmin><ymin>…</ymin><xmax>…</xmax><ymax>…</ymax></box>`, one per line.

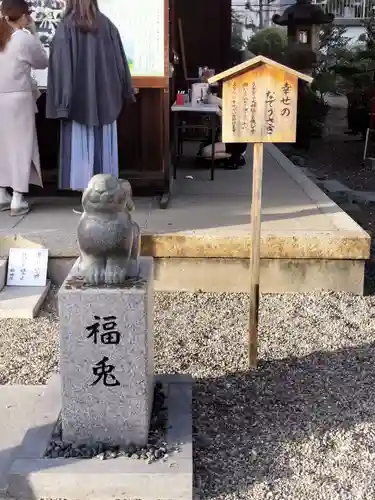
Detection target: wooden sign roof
<box><xmin>208</xmin><ymin>55</ymin><xmax>313</xmax><ymax>85</ymax></box>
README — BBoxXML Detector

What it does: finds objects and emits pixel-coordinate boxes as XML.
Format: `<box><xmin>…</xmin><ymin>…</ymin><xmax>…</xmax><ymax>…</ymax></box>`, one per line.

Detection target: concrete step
<box><xmin>320</xmin><ymin>179</ymin><xmax>351</xmax><ymax>193</ymax></box>
<box><xmin>0</xmin><ymin>377</ymin><xmax>60</xmax><ymax>495</ymax></box>
<box><xmin>0</xmin><ymin>259</ymin><xmax>6</xmax><ymax>292</ymax></box>
<box><xmin>350</xmin><ymin>190</ymin><xmax>375</xmax><ymax>205</ymax></box>
<box><xmin>0</xmin><ymin>281</ymin><xmax>51</xmax><ymax>319</ymax></box>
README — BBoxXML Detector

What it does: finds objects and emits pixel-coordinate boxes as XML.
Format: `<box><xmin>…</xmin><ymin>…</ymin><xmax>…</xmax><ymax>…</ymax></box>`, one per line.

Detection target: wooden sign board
<box><xmin>208</xmin><ymin>56</ymin><xmax>312</xmax><ymax>369</ymax></box>
<box><xmin>222</xmin><ymin>65</ymin><xmax>298</xmax><ymax>143</ymax></box>
<box><xmin>209</xmin><ymin>55</ymin><xmax>312</xmax><ymax>144</ymax></box>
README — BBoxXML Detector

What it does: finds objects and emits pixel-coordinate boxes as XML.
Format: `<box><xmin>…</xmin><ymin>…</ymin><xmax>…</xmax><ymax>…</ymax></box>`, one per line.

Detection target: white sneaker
<box><xmin>10</xmin><ymin>198</ymin><xmax>30</xmax><ymax>217</ymax></box>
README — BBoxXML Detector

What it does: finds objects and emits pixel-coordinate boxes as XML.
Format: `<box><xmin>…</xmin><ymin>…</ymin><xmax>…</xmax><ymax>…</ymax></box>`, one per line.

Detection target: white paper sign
<box><xmin>100</xmin><ymin>0</ymin><xmax>165</xmax><ymax>77</ymax></box>
<box><xmin>7</xmin><ymin>249</ymin><xmax>49</xmax><ymax>287</ymax></box>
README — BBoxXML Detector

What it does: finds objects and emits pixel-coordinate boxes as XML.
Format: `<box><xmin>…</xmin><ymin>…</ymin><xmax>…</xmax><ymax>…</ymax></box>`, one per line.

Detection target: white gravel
<box><xmin>2</xmin><ymin>290</ymin><xmax>375</xmax><ymax>499</ymax></box>
<box><xmin>0</xmin><ymin>288</ymin><xmax>59</xmax><ymax>385</ymax></box>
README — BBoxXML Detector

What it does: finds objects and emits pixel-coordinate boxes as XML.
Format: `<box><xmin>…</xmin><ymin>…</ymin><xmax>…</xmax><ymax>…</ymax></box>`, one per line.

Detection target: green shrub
<box><xmin>296</xmin><ymin>83</ymin><xmax>329</xmax><ymax>147</ymax></box>
<box><xmin>247</xmin><ymin>27</ymin><xmax>287</xmax><ymax>61</ymax></box>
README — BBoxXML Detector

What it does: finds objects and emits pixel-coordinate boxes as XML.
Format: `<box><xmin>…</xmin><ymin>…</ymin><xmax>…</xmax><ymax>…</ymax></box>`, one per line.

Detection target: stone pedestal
<box><xmin>58</xmin><ymin>257</ymin><xmax>154</xmax><ymax>447</ymax></box>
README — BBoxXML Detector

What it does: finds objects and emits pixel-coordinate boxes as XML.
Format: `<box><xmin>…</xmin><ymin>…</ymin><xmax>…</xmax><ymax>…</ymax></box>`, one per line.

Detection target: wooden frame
<box><xmin>132</xmin><ymin>0</ymin><xmax>169</xmax><ymax>89</ymax></box>
<box><xmin>33</xmin><ymin>0</ymin><xmax>169</xmax><ymax>90</ymax></box>
<box><xmin>208</xmin><ymin>55</ymin><xmax>313</xmax><ymax>86</ymax></box>
<box><xmin>177</xmin><ymin>16</ymin><xmax>201</xmax><ymax>84</ymax></box>
<box><xmin>178</xmin><ymin>18</ymin><xmax>188</xmax><ymax>82</ymax></box>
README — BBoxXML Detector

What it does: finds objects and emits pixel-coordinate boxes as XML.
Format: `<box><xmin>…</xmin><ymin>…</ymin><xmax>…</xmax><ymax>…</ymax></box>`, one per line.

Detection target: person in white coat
<box><xmin>0</xmin><ymin>0</ymin><xmax>48</xmax><ymax>216</ymax></box>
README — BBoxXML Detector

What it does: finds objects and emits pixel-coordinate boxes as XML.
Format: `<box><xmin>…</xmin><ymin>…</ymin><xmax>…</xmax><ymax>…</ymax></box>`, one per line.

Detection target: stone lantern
<box><xmin>272</xmin><ymin>0</ymin><xmax>334</xmax><ymax>72</ymax></box>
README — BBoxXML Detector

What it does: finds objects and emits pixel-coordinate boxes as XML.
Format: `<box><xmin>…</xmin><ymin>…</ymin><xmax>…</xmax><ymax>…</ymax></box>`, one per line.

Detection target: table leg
<box><xmin>173</xmin><ymin>113</ymin><xmax>179</xmax><ymax>179</ymax></box>
<box><xmin>179</xmin><ymin>123</ymin><xmax>184</xmax><ymax>157</ymax></box>
<box><xmin>160</xmin><ymin>162</ymin><xmax>173</xmax><ymax>209</ymax></box>
<box><xmin>211</xmin><ymin>117</ymin><xmax>216</xmax><ymax>181</ymax></box>
<box><xmin>161</xmin><ymin>91</ymin><xmax>173</xmax><ymax>209</ymax></box>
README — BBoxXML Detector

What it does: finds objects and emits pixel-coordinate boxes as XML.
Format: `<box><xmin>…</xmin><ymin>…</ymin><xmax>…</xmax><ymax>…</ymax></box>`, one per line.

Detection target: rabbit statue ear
<box><xmin>119</xmin><ymin>179</ymin><xmax>135</xmax><ymax>212</ymax></box>
<box><xmin>119</xmin><ymin>179</ymin><xmax>132</xmax><ymax>194</ymax></box>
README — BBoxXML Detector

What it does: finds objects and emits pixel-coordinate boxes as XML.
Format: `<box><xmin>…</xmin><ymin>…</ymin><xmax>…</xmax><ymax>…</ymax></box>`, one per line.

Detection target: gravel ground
<box><xmin>303</xmin><ymin>99</ymin><xmax>369</xmax><ymax>191</ymax></box>
<box><xmin>2</xmin><ymin>290</ymin><xmax>375</xmax><ymax>499</ymax></box>
<box><xmin>302</xmin><ymin>102</ymin><xmax>375</xmax><ymax>241</ymax></box>
<box><xmin>0</xmin><ymin>288</ymin><xmax>59</xmax><ymax>385</ymax></box>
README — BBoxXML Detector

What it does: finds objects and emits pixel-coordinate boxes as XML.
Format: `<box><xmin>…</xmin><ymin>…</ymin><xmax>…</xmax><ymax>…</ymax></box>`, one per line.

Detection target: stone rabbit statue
<box><xmin>77</xmin><ymin>174</ymin><xmax>141</xmax><ymax>285</ymax></box>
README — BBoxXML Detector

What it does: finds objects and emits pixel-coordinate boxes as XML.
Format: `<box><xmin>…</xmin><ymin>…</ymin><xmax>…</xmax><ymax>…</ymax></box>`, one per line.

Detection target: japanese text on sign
<box><xmin>86</xmin><ymin>316</ymin><xmax>121</xmax><ymax>345</ymax></box>
<box><xmin>281</xmin><ymin>81</ymin><xmax>292</xmax><ymax>117</ymax></box>
<box><xmin>91</xmin><ymin>356</ymin><xmax>120</xmax><ymax>387</ymax></box>
<box><xmin>232</xmin><ymin>80</ymin><xmax>237</xmax><ymax>134</ymax></box>
<box><xmin>241</xmin><ymin>83</ymin><xmax>250</xmax><ymax>133</ymax></box>
<box><xmin>86</xmin><ymin>315</ymin><xmax>121</xmax><ymax>387</ymax></box>
<box><xmin>265</xmin><ymin>90</ymin><xmax>276</xmax><ymax>135</ymax></box>
<box><xmin>250</xmin><ymin>82</ymin><xmax>257</xmax><ymax>135</ymax></box>
<box><xmin>221</xmin><ymin>66</ymin><xmax>298</xmax><ymax>143</ymax></box>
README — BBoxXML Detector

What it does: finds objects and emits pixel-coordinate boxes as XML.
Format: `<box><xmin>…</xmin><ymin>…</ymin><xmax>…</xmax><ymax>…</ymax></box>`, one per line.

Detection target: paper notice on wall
<box><xmin>100</xmin><ymin>0</ymin><xmax>165</xmax><ymax>77</ymax></box>
<box><xmin>17</xmin><ymin>0</ymin><xmax>165</xmax><ymax>88</ymax></box>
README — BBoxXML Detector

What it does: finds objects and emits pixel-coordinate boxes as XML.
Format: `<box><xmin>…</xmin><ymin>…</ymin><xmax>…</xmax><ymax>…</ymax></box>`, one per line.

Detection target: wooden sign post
<box><xmin>209</xmin><ymin>56</ymin><xmax>312</xmax><ymax>369</ymax></box>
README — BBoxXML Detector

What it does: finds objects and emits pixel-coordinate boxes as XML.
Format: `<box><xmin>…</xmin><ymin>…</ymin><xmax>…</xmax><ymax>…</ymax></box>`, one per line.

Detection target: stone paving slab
<box><xmin>6</xmin><ymin>375</ymin><xmax>193</xmax><ymax>500</ymax></box>
<box><xmin>0</xmin><ymin>211</ymin><xmax>27</xmax><ymax>232</ymax></box>
<box><xmin>0</xmin><ymin>376</ymin><xmax>60</xmax><ymax>495</ymax></box>
<box><xmin>319</xmin><ymin>179</ymin><xmax>351</xmax><ymax>193</ymax></box>
<box><xmin>0</xmin><ymin>260</ymin><xmax>6</xmax><ymax>291</ymax></box>
<box><xmin>350</xmin><ymin>191</ymin><xmax>375</xmax><ymax>204</ymax></box>
<box><xmin>0</xmin><ymin>281</ymin><xmax>50</xmax><ymax>318</ymax></box>
<box><xmin>0</xmin><ymin>145</ymin><xmax>370</xmax><ymax>261</ymax></box>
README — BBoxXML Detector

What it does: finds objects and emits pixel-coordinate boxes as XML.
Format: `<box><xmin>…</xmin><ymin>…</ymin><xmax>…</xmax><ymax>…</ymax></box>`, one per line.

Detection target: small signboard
<box><xmin>209</xmin><ymin>56</ymin><xmax>312</xmax><ymax>368</ymax></box>
<box><xmin>222</xmin><ymin>65</ymin><xmax>298</xmax><ymax>143</ymax></box>
<box><xmin>209</xmin><ymin>55</ymin><xmax>311</xmax><ymax>144</ymax></box>
<box><xmin>7</xmin><ymin>248</ymin><xmax>49</xmax><ymax>287</ymax></box>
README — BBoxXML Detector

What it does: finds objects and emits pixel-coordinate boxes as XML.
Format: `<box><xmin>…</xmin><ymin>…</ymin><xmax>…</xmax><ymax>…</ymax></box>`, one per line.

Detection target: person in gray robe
<box><xmin>0</xmin><ymin>0</ymin><xmax>48</xmax><ymax>216</ymax></box>
<box><xmin>46</xmin><ymin>0</ymin><xmax>135</xmax><ymax>196</ymax></box>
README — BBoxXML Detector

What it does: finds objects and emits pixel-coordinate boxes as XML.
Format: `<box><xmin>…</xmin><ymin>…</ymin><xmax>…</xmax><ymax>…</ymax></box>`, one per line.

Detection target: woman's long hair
<box><xmin>64</xmin><ymin>0</ymin><xmax>99</xmax><ymax>32</ymax></box>
<box><xmin>0</xmin><ymin>0</ymin><xmax>31</xmax><ymax>52</ymax></box>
